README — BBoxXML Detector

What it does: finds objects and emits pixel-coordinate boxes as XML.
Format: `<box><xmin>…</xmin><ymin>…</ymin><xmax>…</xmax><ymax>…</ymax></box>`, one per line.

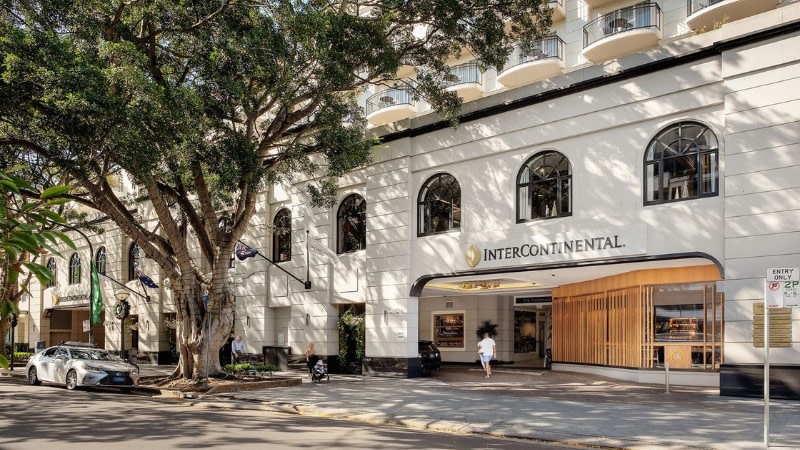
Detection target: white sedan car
<box><xmin>26</xmin><ymin>343</ymin><xmax>139</xmax><ymax>390</ymax></box>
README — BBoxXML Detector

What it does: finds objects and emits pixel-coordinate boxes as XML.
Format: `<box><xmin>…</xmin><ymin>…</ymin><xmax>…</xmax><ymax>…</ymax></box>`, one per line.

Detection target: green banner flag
<box><xmin>90</xmin><ymin>262</ymin><xmax>103</xmax><ymax>326</ymax></box>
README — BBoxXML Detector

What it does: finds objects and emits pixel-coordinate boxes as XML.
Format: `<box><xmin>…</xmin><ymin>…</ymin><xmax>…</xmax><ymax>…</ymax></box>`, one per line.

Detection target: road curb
<box><xmin>283</xmin><ymin>402</ymin><xmax>645</xmax><ymax>449</ymax></box>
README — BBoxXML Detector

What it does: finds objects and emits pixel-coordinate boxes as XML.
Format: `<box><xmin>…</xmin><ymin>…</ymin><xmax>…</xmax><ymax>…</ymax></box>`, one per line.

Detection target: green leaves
<box><xmin>0</xmin><ymin>167</ymin><xmax>73</xmax><ymax>340</ymax></box>
<box><xmin>40</xmin><ymin>185</ymin><xmax>71</xmax><ymax>200</ymax></box>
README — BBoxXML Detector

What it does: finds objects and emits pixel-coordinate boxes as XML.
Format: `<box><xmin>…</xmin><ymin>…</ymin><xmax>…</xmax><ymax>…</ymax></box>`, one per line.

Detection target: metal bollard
<box><xmin>665</xmin><ymin>361</ymin><xmax>670</xmax><ymax>394</ymax></box>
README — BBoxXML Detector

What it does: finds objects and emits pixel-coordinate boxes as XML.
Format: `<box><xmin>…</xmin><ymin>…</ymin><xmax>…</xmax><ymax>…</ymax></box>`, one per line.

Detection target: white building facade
<box><xmin>17</xmin><ymin>0</ymin><xmax>800</xmax><ymax>397</ymax></box>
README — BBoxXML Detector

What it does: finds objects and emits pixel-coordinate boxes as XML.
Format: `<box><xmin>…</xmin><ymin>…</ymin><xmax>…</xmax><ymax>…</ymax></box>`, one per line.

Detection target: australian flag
<box><xmin>137</xmin><ymin>270</ymin><xmax>159</xmax><ymax>289</ymax></box>
<box><xmin>235</xmin><ymin>241</ymin><xmax>258</xmax><ymax>261</ymax></box>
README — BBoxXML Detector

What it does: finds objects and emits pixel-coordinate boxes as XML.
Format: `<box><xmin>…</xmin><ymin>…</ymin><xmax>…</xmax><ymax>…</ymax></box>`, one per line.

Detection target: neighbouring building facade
<box><xmin>15</xmin><ymin>0</ymin><xmax>800</xmax><ymax>397</ymax></box>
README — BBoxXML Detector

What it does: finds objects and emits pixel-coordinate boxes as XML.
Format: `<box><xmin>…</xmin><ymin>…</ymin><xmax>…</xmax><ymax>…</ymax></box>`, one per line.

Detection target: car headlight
<box><xmin>80</xmin><ymin>363</ymin><xmax>105</xmax><ymax>372</ymax></box>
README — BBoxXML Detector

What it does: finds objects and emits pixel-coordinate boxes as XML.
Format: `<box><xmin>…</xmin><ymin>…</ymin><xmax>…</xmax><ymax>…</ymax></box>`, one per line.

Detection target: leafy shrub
<box><xmin>254</xmin><ymin>364</ymin><xmax>278</xmax><ymax>373</ymax></box>
<box><xmin>222</xmin><ymin>362</ymin><xmax>278</xmax><ymax>376</ymax></box>
<box><xmin>223</xmin><ymin>363</ymin><xmax>253</xmax><ymax>373</ymax></box>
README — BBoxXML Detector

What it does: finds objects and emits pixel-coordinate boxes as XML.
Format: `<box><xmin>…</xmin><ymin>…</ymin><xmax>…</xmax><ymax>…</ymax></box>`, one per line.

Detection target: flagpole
<box><xmin>98</xmin><ymin>273</ymin><xmax>149</xmax><ymax>300</ymax></box>
<box><xmin>237</xmin><ymin>240</ymin><xmax>311</xmax><ymax>290</ymax></box>
<box><xmin>137</xmin><ymin>277</ymin><xmax>151</xmax><ymax>302</ymax></box>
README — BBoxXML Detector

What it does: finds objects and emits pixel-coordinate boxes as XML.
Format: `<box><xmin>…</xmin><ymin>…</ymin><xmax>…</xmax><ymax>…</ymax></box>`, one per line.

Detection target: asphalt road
<box><xmin>0</xmin><ymin>382</ymin><xmax>596</xmax><ymax>450</ymax></box>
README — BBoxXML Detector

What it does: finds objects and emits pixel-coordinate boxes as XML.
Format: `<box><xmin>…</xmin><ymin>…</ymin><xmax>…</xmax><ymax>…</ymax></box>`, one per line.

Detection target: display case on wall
<box><xmin>433</xmin><ymin>312</ymin><xmax>464</xmax><ymax>349</ymax></box>
<box><xmin>667</xmin><ymin>317</ymin><xmax>698</xmax><ymax>340</ymax></box>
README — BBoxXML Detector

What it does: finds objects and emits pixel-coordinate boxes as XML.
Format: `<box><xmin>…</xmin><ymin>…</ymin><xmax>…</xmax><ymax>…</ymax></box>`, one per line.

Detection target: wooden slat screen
<box><xmin>553</xmin><ymin>293</ymin><xmax>606</xmax><ymax>365</ymax></box>
<box><xmin>553</xmin><ymin>288</ymin><xmax>645</xmax><ymax>367</ymax></box>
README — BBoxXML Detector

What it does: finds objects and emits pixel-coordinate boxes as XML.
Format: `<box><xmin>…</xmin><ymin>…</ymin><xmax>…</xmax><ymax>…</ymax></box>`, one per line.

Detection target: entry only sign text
<box><xmin>766</xmin><ymin>268</ymin><xmax>800</xmax><ymax>308</ymax></box>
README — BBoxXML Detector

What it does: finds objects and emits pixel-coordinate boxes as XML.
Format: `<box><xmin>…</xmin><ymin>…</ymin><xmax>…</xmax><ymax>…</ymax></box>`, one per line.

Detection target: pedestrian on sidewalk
<box><xmin>231</xmin><ymin>335</ymin><xmax>245</xmax><ymax>364</ymax></box>
<box><xmin>306</xmin><ymin>341</ymin><xmax>319</xmax><ymax>380</ymax></box>
<box><xmin>477</xmin><ymin>332</ymin><xmax>496</xmax><ymax>378</ymax></box>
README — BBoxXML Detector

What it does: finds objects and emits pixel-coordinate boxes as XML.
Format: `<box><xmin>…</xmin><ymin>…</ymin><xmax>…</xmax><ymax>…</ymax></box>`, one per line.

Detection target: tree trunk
<box><xmin>172</xmin><ymin>281</ymin><xmax>235</xmax><ymax>380</ymax></box>
<box><xmin>0</xmin><ymin>319</ymin><xmax>8</xmax><ymax>357</ymax></box>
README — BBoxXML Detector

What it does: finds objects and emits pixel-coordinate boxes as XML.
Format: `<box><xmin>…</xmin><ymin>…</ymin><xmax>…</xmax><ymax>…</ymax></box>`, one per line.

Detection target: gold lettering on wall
<box><xmin>753</xmin><ymin>303</ymin><xmax>793</xmax><ymax>348</ymax></box>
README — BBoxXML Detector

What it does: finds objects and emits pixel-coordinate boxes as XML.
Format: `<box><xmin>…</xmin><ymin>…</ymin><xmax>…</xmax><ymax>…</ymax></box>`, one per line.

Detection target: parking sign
<box><xmin>766</xmin><ymin>268</ymin><xmax>800</xmax><ymax>308</ymax></box>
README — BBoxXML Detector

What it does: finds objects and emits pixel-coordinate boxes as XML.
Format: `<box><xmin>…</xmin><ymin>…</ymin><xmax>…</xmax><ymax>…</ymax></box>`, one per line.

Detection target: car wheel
<box><xmin>28</xmin><ymin>367</ymin><xmax>42</xmax><ymax>386</ymax></box>
<box><xmin>65</xmin><ymin>370</ymin><xmax>78</xmax><ymax>390</ymax></box>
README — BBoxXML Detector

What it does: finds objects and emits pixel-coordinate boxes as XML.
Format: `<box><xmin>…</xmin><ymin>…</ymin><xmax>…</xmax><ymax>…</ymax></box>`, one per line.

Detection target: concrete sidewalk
<box><xmin>193</xmin><ymin>367</ymin><xmax>800</xmax><ymax>450</ymax></box>
<box><xmin>5</xmin><ymin>364</ymin><xmax>798</xmax><ymax>448</ymax></box>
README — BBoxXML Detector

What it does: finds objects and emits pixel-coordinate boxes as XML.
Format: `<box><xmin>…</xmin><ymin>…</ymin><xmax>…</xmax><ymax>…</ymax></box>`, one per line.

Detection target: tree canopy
<box><xmin>0</xmin><ymin>0</ymin><xmax>553</xmax><ymax>377</ymax></box>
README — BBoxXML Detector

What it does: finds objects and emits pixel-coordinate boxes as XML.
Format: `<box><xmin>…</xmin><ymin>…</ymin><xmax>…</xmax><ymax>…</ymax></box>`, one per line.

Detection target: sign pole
<box><xmin>763</xmin><ymin>281</ymin><xmax>769</xmax><ymax>449</ymax></box>
<box><xmin>763</xmin><ymin>267</ymin><xmax>800</xmax><ymax>448</ymax></box>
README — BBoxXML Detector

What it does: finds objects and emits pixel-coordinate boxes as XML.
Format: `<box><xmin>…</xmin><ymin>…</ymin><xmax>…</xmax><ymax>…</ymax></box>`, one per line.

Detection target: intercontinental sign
<box><xmin>464</xmin><ymin>224</ymin><xmax>647</xmax><ymax>269</ymax></box>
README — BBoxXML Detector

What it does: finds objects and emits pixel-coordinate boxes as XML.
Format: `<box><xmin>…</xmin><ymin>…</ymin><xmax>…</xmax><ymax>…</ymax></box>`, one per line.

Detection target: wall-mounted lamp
<box><xmin>305</xmin><ymin>313</ymin><xmax>310</xmax><ymax>326</ymax></box>
<box><xmin>246</xmin><ymin>315</ymin><xmax>250</xmax><ymax>327</ymax></box>
<box><xmin>384</xmin><ymin>309</ymin><xmax>388</xmax><ymax>325</ymax></box>
<box><xmin>114</xmin><ymin>289</ymin><xmax>130</xmax><ymax>302</ymax></box>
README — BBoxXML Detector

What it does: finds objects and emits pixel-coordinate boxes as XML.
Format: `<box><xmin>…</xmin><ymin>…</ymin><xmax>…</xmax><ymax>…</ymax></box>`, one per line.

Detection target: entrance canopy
<box><xmin>411</xmin><ymin>253</ymin><xmax>721</xmax><ymax>298</ymax></box>
<box><xmin>43</xmin><ymin>303</ymin><xmax>89</xmax><ymax>318</ymax></box>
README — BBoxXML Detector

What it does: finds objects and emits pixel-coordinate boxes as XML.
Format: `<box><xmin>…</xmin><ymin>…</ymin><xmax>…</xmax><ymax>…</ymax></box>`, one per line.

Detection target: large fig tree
<box><xmin>0</xmin><ymin>0</ymin><xmax>552</xmax><ymax>378</ymax></box>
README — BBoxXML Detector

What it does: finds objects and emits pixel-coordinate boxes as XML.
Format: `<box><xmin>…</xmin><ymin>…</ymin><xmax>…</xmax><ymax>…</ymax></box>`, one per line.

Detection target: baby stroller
<box><xmin>311</xmin><ymin>359</ymin><xmax>329</xmax><ymax>383</ymax></box>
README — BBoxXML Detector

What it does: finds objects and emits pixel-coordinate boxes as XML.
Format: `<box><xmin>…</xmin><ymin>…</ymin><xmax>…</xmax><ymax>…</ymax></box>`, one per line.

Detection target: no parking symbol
<box><xmin>766</xmin><ymin>268</ymin><xmax>800</xmax><ymax>308</ymax></box>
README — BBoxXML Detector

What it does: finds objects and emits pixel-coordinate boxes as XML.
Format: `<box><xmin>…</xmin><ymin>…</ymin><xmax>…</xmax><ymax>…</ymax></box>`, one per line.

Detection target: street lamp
<box><xmin>113</xmin><ymin>290</ymin><xmax>131</xmax><ymax>361</ymax></box>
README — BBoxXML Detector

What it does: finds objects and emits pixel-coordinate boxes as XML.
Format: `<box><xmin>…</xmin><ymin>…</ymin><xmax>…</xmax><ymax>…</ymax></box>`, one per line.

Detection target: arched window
<box><xmin>128</xmin><ymin>243</ymin><xmax>140</xmax><ymax>281</ymax></box>
<box><xmin>46</xmin><ymin>258</ymin><xmax>57</xmax><ymax>288</ymax></box>
<box><xmin>645</xmin><ymin>121</ymin><xmax>719</xmax><ymax>204</ymax></box>
<box><xmin>273</xmin><ymin>208</ymin><xmax>292</xmax><ymax>262</ymax></box>
<box><xmin>68</xmin><ymin>253</ymin><xmax>81</xmax><ymax>285</ymax></box>
<box><xmin>418</xmin><ymin>173</ymin><xmax>461</xmax><ymax>236</ymax></box>
<box><xmin>95</xmin><ymin>247</ymin><xmax>107</xmax><ymax>275</ymax></box>
<box><xmin>337</xmin><ymin>194</ymin><xmax>367</xmax><ymax>254</ymax></box>
<box><xmin>517</xmin><ymin>151</ymin><xmax>572</xmax><ymax>222</ymax></box>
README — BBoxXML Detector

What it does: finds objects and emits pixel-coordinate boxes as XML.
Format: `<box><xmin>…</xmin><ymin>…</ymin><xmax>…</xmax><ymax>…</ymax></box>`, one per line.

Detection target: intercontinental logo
<box><xmin>465</xmin><ymin>244</ymin><xmax>481</xmax><ymax>268</ymax></box>
<box><xmin>465</xmin><ymin>230</ymin><xmax>638</xmax><ymax>269</ymax></box>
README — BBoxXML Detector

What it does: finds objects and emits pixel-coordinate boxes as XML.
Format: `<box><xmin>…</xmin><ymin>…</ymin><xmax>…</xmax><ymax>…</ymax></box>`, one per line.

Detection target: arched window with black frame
<box><xmin>68</xmin><ymin>253</ymin><xmax>82</xmax><ymax>285</ymax></box>
<box><xmin>273</xmin><ymin>208</ymin><xmax>292</xmax><ymax>262</ymax></box>
<box><xmin>128</xmin><ymin>243</ymin><xmax>140</xmax><ymax>281</ymax></box>
<box><xmin>644</xmin><ymin>121</ymin><xmax>719</xmax><ymax>205</ymax></box>
<box><xmin>337</xmin><ymin>194</ymin><xmax>367</xmax><ymax>254</ymax></box>
<box><xmin>46</xmin><ymin>258</ymin><xmax>57</xmax><ymax>288</ymax></box>
<box><xmin>418</xmin><ymin>173</ymin><xmax>461</xmax><ymax>236</ymax></box>
<box><xmin>95</xmin><ymin>246</ymin><xmax>107</xmax><ymax>275</ymax></box>
<box><xmin>516</xmin><ymin>151</ymin><xmax>572</xmax><ymax>222</ymax></box>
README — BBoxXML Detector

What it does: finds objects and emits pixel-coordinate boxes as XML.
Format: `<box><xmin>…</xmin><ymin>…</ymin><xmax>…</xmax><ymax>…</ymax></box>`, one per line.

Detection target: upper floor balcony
<box><xmin>686</xmin><ymin>0</ymin><xmax>778</xmax><ymax>32</ymax></box>
<box><xmin>497</xmin><ymin>35</ymin><xmax>565</xmax><ymax>89</ymax></box>
<box><xmin>366</xmin><ymin>87</ymin><xmax>416</xmax><ymax>126</ymax></box>
<box><xmin>442</xmin><ymin>62</ymin><xmax>484</xmax><ymax>102</ymax></box>
<box><xmin>584</xmin><ymin>0</ymin><xmax>617</xmax><ymax>7</ymax></box>
<box><xmin>582</xmin><ymin>3</ymin><xmax>662</xmax><ymax>64</ymax></box>
<box><xmin>549</xmin><ymin>0</ymin><xmax>565</xmax><ymax>21</ymax></box>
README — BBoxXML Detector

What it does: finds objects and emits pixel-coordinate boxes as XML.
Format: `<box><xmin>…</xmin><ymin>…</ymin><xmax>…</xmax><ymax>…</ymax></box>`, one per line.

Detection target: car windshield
<box><xmin>69</xmin><ymin>349</ymin><xmax>119</xmax><ymax>361</ymax></box>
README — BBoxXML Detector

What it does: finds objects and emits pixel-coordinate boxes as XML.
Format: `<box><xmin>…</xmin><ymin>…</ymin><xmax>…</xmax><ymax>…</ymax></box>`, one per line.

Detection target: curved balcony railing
<box><xmin>365</xmin><ymin>87</ymin><xmax>415</xmax><ymax>116</ymax></box>
<box><xmin>503</xmin><ymin>35</ymin><xmax>565</xmax><ymax>72</ymax></box>
<box><xmin>687</xmin><ymin>0</ymin><xmax>726</xmax><ymax>15</ymax></box>
<box><xmin>441</xmin><ymin>62</ymin><xmax>482</xmax><ymax>88</ymax></box>
<box><xmin>583</xmin><ymin>3</ymin><xmax>662</xmax><ymax>48</ymax></box>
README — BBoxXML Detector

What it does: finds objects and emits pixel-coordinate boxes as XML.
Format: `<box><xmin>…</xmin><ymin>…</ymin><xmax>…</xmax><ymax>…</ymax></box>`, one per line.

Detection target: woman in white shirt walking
<box><xmin>477</xmin><ymin>332</ymin><xmax>496</xmax><ymax>378</ymax></box>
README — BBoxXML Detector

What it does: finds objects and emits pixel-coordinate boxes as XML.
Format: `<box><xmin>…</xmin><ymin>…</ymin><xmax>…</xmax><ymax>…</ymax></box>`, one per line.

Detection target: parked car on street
<box><xmin>26</xmin><ymin>342</ymin><xmax>139</xmax><ymax>391</ymax></box>
<box><xmin>419</xmin><ymin>340</ymin><xmax>441</xmax><ymax>375</ymax></box>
